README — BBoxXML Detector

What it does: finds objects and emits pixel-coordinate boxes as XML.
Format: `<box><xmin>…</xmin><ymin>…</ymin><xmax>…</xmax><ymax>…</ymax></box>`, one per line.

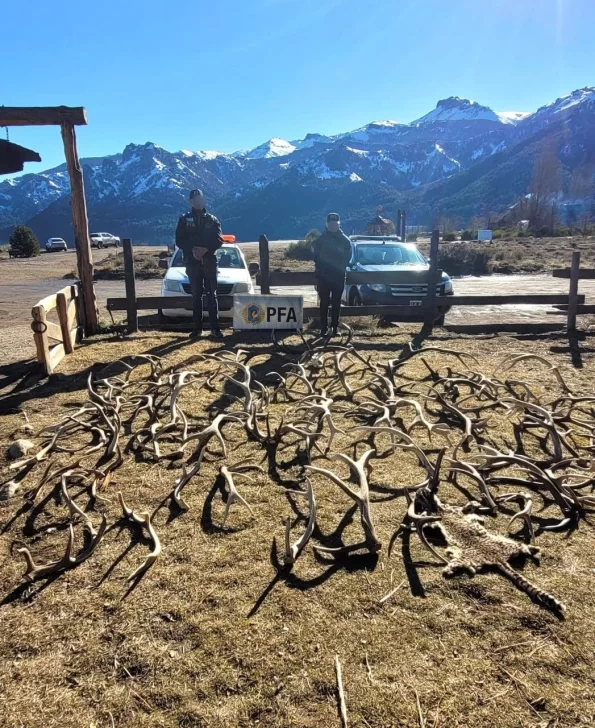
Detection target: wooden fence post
<box><xmin>60</xmin><ymin>122</ymin><xmax>99</xmax><ymax>335</ymax></box>
<box><xmin>122</xmin><ymin>239</ymin><xmax>138</xmax><ymax>333</ymax></box>
<box><xmin>567</xmin><ymin>250</ymin><xmax>581</xmax><ymax>332</ymax></box>
<box><xmin>31</xmin><ymin>304</ymin><xmax>51</xmax><ymax>372</ymax></box>
<box><xmin>423</xmin><ymin>229</ymin><xmax>440</xmax><ymax>331</ymax></box>
<box><xmin>259</xmin><ymin>234</ymin><xmax>271</xmax><ymax>294</ymax></box>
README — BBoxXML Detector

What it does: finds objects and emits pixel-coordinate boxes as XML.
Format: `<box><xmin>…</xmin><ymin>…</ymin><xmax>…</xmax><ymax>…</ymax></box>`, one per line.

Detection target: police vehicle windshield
<box><xmin>355</xmin><ymin>243</ymin><xmax>425</xmax><ymax>266</ymax></box>
<box><xmin>171</xmin><ymin>247</ymin><xmax>245</xmax><ymax>269</ymax></box>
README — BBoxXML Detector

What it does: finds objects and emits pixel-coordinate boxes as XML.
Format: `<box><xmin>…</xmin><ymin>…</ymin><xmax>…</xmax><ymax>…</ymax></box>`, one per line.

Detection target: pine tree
<box><xmin>9</xmin><ymin>226</ymin><xmax>40</xmax><ymax>258</ymax></box>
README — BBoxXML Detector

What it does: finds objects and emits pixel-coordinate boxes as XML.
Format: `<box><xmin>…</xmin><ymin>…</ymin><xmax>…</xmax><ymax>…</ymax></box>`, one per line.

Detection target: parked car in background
<box><xmin>343</xmin><ymin>236</ymin><xmax>454</xmax><ymax>323</ymax></box>
<box><xmin>90</xmin><ymin>232</ymin><xmax>121</xmax><ymax>248</ymax></box>
<box><xmin>160</xmin><ymin>243</ymin><xmax>258</xmax><ymax>321</ymax></box>
<box><xmin>45</xmin><ymin>237</ymin><xmax>68</xmax><ymax>252</ymax></box>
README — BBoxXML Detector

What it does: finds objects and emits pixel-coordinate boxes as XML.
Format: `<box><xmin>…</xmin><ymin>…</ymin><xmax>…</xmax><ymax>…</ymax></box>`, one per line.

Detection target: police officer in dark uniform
<box><xmin>175</xmin><ymin>189</ymin><xmax>224</xmax><ymax>339</ymax></box>
<box><xmin>312</xmin><ymin>212</ymin><xmax>352</xmax><ymax>336</ymax></box>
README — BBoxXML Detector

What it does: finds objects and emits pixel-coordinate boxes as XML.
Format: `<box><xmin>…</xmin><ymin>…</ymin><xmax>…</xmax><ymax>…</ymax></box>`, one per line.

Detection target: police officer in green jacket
<box><xmin>175</xmin><ymin>189</ymin><xmax>224</xmax><ymax>339</ymax></box>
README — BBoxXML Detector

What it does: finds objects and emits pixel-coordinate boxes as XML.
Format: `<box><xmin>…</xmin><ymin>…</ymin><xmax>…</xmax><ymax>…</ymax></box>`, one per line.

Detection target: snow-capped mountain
<box><xmin>413</xmin><ymin>97</ymin><xmax>503</xmax><ymax>125</ymax></box>
<box><xmin>240</xmin><ymin>138</ymin><xmax>297</xmax><ymax>159</ymax></box>
<box><xmin>1</xmin><ymin>88</ymin><xmax>593</xmax><ymax>242</ymax></box>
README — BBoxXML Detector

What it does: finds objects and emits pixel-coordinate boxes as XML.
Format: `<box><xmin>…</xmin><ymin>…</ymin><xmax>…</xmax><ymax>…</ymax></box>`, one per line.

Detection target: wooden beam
<box><xmin>66</xmin><ymin>297</ymin><xmax>78</xmax><ymax>331</ymax></box>
<box><xmin>553</xmin><ymin>304</ymin><xmax>595</xmax><ymax>314</ymax></box>
<box><xmin>61</xmin><ymin>122</ymin><xmax>98</xmax><ymax>334</ymax></box>
<box><xmin>259</xmin><ymin>234</ymin><xmax>271</xmax><ymax>294</ymax></box>
<box><xmin>107</xmin><ymin>295</ymin><xmax>234</xmax><ymax>312</ymax></box>
<box><xmin>553</xmin><ymin>266</ymin><xmax>595</xmax><ymax>280</ymax></box>
<box><xmin>122</xmin><ymin>239</ymin><xmax>138</xmax><ymax>334</ymax></box>
<box><xmin>445</xmin><ymin>294</ymin><xmax>582</xmax><ymax>305</ymax></box>
<box><xmin>44</xmin><ymin>320</ymin><xmax>64</xmax><ymax>343</ymax></box>
<box><xmin>56</xmin><ymin>292</ymin><xmax>74</xmax><ymax>353</ymax></box>
<box><xmin>0</xmin><ymin>106</ymin><xmax>87</xmax><ymax>126</ymax></box>
<box><xmin>48</xmin><ymin>343</ymin><xmax>66</xmax><ymax>374</ymax></box>
<box><xmin>106</xmin><ymin>293</ymin><xmax>580</xmax><ymax>314</ymax></box>
<box><xmin>567</xmin><ymin>250</ymin><xmax>581</xmax><ymax>332</ymax></box>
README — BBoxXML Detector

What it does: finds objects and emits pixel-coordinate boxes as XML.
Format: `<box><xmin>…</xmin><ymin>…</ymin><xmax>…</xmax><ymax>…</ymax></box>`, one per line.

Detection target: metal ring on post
<box><xmin>31</xmin><ymin>320</ymin><xmax>48</xmax><ymax>334</ymax></box>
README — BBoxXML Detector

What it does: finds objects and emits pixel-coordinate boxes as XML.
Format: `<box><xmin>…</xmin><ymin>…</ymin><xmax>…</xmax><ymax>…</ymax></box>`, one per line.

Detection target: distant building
<box><xmin>366</xmin><ymin>213</ymin><xmax>395</xmax><ymax>236</ymax></box>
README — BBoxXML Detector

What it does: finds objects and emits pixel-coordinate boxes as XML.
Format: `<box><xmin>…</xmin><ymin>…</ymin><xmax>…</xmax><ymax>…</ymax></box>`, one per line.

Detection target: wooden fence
<box><xmin>106</xmin><ymin>236</ymin><xmax>591</xmax><ymax>335</ymax></box>
<box><xmin>31</xmin><ymin>284</ymin><xmax>80</xmax><ymax>374</ymax></box>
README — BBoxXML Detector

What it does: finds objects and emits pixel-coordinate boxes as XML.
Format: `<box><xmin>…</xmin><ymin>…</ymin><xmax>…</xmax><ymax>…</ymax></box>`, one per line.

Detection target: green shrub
<box><xmin>442</xmin><ymin>232</ymin><xmax>457</xmax><ymax>242</ymax></box>
<box><xmin>460</xmin><ymin>230</ymin><xmax>474</xmax><ymax>241</ymax></box>
<box><xmin>286</xmin><ymin>228</ymin><xmax>320</xmax><ymax>261</ymax></box>
<box><xmin>438</xmin><ymin>243</ymin><xmax>493</xmax><ymax>276</ymax></box>
<box><xmin>406</xmin><ymin>232</ymin><xmax>418</xmax><ymax>242</ymax></box>
<box><xmin>492</xmin><ymin>229</ymin><xmax>509</xmax><ymax>239</ymax></box>
<box><xmin>286</xmin><ymin>239</ymin><xmax>314</xmax><ymax>261</ymax></box>
<box><xmin>9</xmin><ymin>225</ymin><xmax>40</xmax><ymax>258</ymax></box>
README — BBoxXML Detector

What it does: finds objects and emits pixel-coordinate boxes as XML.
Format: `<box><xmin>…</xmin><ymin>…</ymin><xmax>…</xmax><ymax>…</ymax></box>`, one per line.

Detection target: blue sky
<box><xmin>3</xmin><ymin>0</ymin><xmax>594</xmax><ymax>174</ymax></box>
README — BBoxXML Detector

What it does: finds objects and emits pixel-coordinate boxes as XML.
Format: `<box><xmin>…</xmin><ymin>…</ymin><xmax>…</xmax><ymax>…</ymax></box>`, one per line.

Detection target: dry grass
<box><xmin>65</xmin><ymin>250</ymin><xmax>166</xmax><ymax>281</ymax></box>
<box><xmin>418</xmin><ymin>236</ymin><xmax>595</xmax><ymax>276</ymax></box>
<box><xmin>1</xmin><ymin>328</ymin><xmax>595</xmax><ymax>728</ymax></box>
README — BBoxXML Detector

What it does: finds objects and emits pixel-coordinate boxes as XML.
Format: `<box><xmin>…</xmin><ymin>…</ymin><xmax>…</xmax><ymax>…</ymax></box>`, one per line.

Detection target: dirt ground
<box><xmin>1</xmin><ymin>327</ymin><xmax>595</xmax><ymax>727</ymax></box>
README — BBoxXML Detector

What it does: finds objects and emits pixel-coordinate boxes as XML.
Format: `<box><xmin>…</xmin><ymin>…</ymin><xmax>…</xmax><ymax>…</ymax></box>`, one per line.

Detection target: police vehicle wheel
<box><xmin>158</xmin><ymin>309</ymin><xmax>167</xmax><ymax>324</ymax></box>
<box><xmin>435</xmin><ymin>314</ymin><xmax>446</xmax><ymax>327</ymax></box>
<box><xmin>349</xmin><ymin>289</ymin><xmax>362</xmax><ymax>306</ymax></box>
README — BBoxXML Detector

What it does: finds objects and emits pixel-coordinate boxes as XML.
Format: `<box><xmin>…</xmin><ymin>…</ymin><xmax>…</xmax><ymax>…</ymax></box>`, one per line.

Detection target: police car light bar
<box><xmin>222</xmin><ymin>234</ymin><xmax>236</xmax><ymax>243</ymax></box>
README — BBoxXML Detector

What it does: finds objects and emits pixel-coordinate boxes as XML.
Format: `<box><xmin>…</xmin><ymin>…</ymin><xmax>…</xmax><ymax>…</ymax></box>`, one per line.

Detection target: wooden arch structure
<box><xmin>0</xmin><ymin>106</ymin><xmax>98</xmax><ymax>334</ymax></box>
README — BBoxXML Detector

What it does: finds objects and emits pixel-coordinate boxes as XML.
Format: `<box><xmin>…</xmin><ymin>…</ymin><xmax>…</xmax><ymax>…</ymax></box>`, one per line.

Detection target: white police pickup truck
<box><xmin>159</xmin><ymin>242</ymin><xmax>257</xmax><ymax>321</ymax></box>
<box><xmin>343</xmin><ymin>236</ymin><xmax>454</xmax><ymax>323</ymax></box>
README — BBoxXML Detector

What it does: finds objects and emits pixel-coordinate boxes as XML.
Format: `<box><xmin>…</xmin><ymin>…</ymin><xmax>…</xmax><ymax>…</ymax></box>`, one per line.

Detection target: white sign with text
<box><xmin>233</xmin><ymin>295</ymin><xmax>303</xmax><ymax>330</ymax></box>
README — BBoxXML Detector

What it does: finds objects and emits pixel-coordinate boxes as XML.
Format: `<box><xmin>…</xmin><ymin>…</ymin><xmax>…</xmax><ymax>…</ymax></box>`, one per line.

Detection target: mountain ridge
<box><xmin>1</xmin><ymin>88</ymin><xmax>593</xmax><ymax>243</ymax></box>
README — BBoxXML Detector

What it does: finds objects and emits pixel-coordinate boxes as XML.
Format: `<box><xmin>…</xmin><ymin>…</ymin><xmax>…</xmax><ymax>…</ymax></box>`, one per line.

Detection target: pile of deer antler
<box><xmin>3</xmin><ymin>326</ymin><xmax>594</xmax><ymax>613</ymax></box>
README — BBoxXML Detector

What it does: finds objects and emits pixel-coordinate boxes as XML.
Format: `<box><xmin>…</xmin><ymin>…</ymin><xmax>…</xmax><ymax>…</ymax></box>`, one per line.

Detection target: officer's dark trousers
<box><xmin>318</xmin><ymin>277</ymin><xmax>344</xmax><ymax>332</ymax></box>
<box><xmin>186</xmin><ymin>261</ymin><xmax>219</xmax><ymax>331</ymax></box>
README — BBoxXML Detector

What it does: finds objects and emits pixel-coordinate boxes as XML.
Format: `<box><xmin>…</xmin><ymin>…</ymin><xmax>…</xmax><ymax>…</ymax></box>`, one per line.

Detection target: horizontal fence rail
<box><xmin>552</xmin><ymin>267</ymin><xmax>595</xmax><ymax>280</ymax></box>
<box><xmin>106</xmin><ymin>293</ymin><xmax>582</xmax><ymax>316</ymax></box>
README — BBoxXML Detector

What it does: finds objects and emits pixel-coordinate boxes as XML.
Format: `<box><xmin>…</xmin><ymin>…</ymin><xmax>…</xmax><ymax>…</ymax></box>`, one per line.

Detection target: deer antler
<box><xmin>444</xmin><ymin>458</ymin><xmax>498</xmax><ymax>511</ymax></box>
<box><xmin>183</xmin><ymin>413</ymin><xmax>247</xmax><ymax>458</ymax></box>
<box><xmin>306</xmin><ymin>449</ymin><xmax>381</xmax><ymax>554</ymax></box>
<box><xmin>219</xmin><ymin>465</ymin><xmax>260</xmax><ymax>527</ymax></box>
<box><xmin>388</xmin><ymin>492</ymin><xmax>445</xmax><ymax>563</ymax></box>
<box><xmin>17</xmin><ymin>516</ymin><xmax>107</xmax><ymax>583</ymax></box>
<box><xmin>495</xmin><ymin>492</ymin><xmax>535</xmax><ymax>543</ymax></box>
<box><xmin>118</xmin><ymin>493</ymin><xmax>162</xmax><ymax>582</ymax></box>
<box><xmin>353</xmin><ymin>425</ymin><xmax>435</xmax><ymax>482</ymax></box>
<box><xmin>171</xmin><ymin>445</ymin><xmax>207</xmax><ymax>511</ymax></box>
<box><xmin>389</xmin><ymin>398</ymin><xmax>452</xmax><ymax>443</ymax></box>
<box><xmin>496</xmin><ymin>353</ymin><xmax>571</xmax><ymax>393</ymax></box>
<box><xmin>391</xmin><ymin>344</ymin><xmax>480</xmax><ymax>370</ymax></box>
<box><xmin>283</xmin><ymin>479</ymin><xmax>317</xmax><ymax>567</ymax></box>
